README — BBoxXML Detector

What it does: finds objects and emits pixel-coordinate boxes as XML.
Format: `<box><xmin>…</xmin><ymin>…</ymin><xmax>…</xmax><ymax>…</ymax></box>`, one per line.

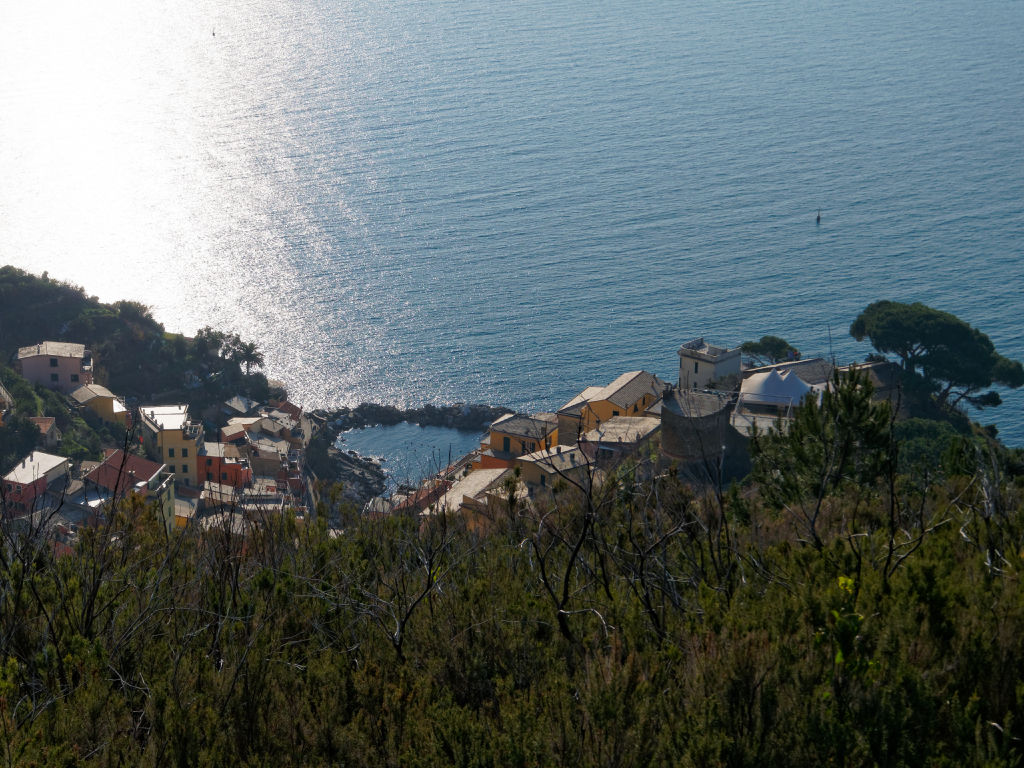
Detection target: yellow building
<box><xmin>139</xmin><ymin>404</ymin><xmax>204</xmax><ymax>488</ymax></box>
<box><xmin>70</xmin><ymin>384</ymin><xmax>128</xmax><ymax>426</ymax></box>
<box><xmin>474</xmin><ymin>412</ymin><xmax>558</xmax><ymax>469</ymax></box>
<box><xmin>556</xmin><ymin>370</ymin><xmax>667</xmax><ymax>445</ymax></box>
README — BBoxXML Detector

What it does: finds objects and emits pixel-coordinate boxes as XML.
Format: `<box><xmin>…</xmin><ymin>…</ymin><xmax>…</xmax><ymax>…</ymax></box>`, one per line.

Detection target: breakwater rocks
<box><xmin>322</xmin><ymin>402</ymin><xmax>513</xmax><ymax>433</ymax></box>
<box><xmin>305</xmin><ymin>427</ymin><xmax>388</xmax><ymax>505</ymax></box>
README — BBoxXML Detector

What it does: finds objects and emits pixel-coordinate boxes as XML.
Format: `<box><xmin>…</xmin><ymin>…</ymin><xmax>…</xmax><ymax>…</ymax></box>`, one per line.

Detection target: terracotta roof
<box><xmin>28</xmin><ymin>416</ymin><xmax>57</xmax><ymax>434</ymax></box>
<box><xmin>272</xmin><ymin>400</ymin><xmax>303</xmax><ymax>420</ymax></box>
<box><xmin>85</xmin><ymin>450</ymin><xmax>163</xmax><ymax>493</ymax></box>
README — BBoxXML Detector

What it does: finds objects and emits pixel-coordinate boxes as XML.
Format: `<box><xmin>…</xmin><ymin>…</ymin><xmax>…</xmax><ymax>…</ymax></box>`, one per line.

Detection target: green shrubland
<box><xmin>3</xmin><ymin>418</ymin><xmax>1024</xmax><ymax>765</ymax></box>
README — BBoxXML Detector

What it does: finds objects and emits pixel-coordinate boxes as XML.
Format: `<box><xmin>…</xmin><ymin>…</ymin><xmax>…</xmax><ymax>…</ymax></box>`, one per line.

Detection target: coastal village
<box><xmin>1</xmin><ymin>340</ymin><xmax>310</xmax><ymax>546</ymax></box>
<box><xmin>1</xmin><ymin>332</ymin><xmax>899</xmax><ymax>550</ymax></box>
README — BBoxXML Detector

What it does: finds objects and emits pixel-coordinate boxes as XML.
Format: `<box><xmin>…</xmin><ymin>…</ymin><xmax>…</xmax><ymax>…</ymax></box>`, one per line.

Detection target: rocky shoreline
<box><xmin>305</xmin><ymin>402</ymin><xmax>512</xmax><ymax>505</ymax></box>
<box><xmin>320</xmin><ymin>402</ymin><xmax>513</xmax><ymax>432</ymax></box>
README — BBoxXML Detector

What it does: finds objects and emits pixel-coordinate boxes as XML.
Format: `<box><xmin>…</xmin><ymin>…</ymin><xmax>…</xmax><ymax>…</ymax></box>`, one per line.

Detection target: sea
<box><xmin>2</xmin><ymin>0</ymin><xmax>1023</xmax><ymax>473</ymax></box>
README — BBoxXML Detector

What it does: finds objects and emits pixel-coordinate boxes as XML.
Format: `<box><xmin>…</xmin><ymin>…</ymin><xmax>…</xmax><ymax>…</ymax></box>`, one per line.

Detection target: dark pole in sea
<box><xmin>816</xmin><ymin>209</ymin><xmax>821</xmax><ymax>225</ymax></box>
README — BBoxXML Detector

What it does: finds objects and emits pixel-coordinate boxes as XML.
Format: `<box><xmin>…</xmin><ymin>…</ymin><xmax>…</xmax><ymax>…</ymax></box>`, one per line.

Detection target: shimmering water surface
<box><xmin>2</xmin><ymin>0</ymin><xmax>1023</xmax><ymax>444</ymax></box>
<box><xmin>339</xmin><ymin>423</ymin><xmax>483</xmax><ymax>490</ymax></box>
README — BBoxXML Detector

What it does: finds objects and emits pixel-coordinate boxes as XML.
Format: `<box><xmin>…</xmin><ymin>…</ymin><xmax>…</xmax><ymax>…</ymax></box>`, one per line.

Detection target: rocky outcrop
<box><xmin>322</xmin><ymin>402</ymin><xmax>513</xmax><ymax>432</ymax></box>
<box><xmin>305</xmin><ymin>426</ymin><xmax>387</xmax><ymax>505</ymax></box>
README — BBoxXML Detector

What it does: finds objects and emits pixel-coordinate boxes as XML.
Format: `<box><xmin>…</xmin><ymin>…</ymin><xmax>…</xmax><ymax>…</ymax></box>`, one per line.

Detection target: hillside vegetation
<box><xmin>0</xmin><ymin>265</ymin><xmax>270</xmax><ymax>408</ymax></box>
<box><xmin>5</xmin><ymin>267</ymin><xmax>1024</xmax><ymax>763</ymax></box>
<box><xmin>2</xmin><ymin>426</ymin><xmax>1024</xmax><ymax>765</ymax></box>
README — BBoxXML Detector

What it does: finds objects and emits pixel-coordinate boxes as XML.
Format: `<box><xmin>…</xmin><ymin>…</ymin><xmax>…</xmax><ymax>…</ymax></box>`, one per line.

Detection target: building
<box><xmin>557</xmin><ymin>370</ymin><xmax>667</xmax><ymax>446</ymax></box>
<box><xmin>580</xmin><ymin>416</ymin><xmax>661</xmax><ymax>463</ymax></box>
<box><xmin>82</xmin><ymin>449</ymin><xmax>175</xmax><ymax>530</ymax></box>
<box><xmin>2</xmin><ymin>451</ymin><xmax>71</xmax><ymax>516</ymax></box>
<box><xmin>432</xmin><ymin>467</ymin><xmax>527</xmax><ymax>531</ymax></box>
<box><xmin>16</xmin><ymin>341</ymin><xmax>93</xmax><ymax>394</ymax></box>
<box><xmin>742</xmin><ymin>357</ymin><xmax>835</xmax><ymax>387</ymax></box>
<box><xmin>223</xmin><ymin>395</ymin><xmax>261</xmax><ymax>418</ymax></box>
<box><xmin>516</xmin><ymin>445</ymin><xmax>593</xmax><ymax>497</ymax></box>
<box><xmin>27</xmin><ymin>416</ymin><xmax>62</xmax><ymax>449</ymax></box>
<box><xmin>139</xmin><ymin>405</ymin><xmax>204</xmax><ymax>487</ymax></box>
<box><xmin>70</xmin><ymin>384</ymin><xmax>129</xmax><ymax>426</ymax></box>
<box><xmin>475</xmin><ymin>413</ymin><xmax>558</xmax><ymax>469</ymax></box>
<box><xmin>731</xmin><ymin>369</ymin><xmax>819</xmax><ymax>437</ymax></box>
<box><xmin>658</xmin><ymin>387</ymin><xmax>749</xmax><ymax>483</ymax></box>
<box><xmin>677</xmin><ymin>338</ymin><xmax>741</xmax><ymax>390</ymax></box>
<box><xmin>198</xmin><ymin>442</ymin><xmax>254</xmax><ymax>488</ymax></box>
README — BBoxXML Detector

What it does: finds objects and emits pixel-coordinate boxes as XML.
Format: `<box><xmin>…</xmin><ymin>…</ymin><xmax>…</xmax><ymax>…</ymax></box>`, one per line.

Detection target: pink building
<box><xmin>2</xmin><ymin>451</ymin><xmax>70</xmax><ymax>516</ymax></box>
<box><xmin>16</xmin><ymin>341</ymin><xmax>93</xmax><ymax>394</ymax></box>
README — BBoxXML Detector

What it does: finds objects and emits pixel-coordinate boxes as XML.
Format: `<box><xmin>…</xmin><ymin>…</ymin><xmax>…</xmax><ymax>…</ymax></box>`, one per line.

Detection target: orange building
<box><xmin>198</xmin><ymin>442</ymin><xmax>254</xmax><ymax>488</ymax></box>
<box><xmin>556</xmin><ymin>370</ymin><xmax>667</xmax><ymax>446</ymax></box>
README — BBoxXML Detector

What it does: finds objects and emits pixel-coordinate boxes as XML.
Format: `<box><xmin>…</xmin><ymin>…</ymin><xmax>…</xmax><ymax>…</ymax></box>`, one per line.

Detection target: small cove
<box><xmin>337</xmin><ymin>422</ymin><xmax>484</xmax><ymax>491</ymax></box>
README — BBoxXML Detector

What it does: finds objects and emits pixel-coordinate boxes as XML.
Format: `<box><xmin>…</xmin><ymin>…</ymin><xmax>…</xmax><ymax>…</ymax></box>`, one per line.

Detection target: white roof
<box><xmin>436</xmin><ymin>468</ymin><xmax>510</xmax><ymax>513</ymax></box>
<box><xmin>17</xmin><ymin>341</ymin><xmax>86</xmax><ymax>359</ymax></box>
<box><xmin>519</xmin><ymin>445</ymin><xmax>588</xmax><ymax>473</ymax></box>
<box><xmin>739</xmin><ymin>369</ymin><xmax>812</xmax><ymax>406</ymax></box>
<box><xmin>250</xmin><ymin>433</ymin><xmax>289</xmax><ymax>457</ymax></box>
<box><xmin>582</xmin><ymin>416</ymin><xmax>661</xmax><ymax>444</ymax></box>
<box><xmin>141</xmin><ymin>405</ymin><xmax>189</xmax><ymax>430</ymax></box>
<box><xmin>4</xmin><ymin>451</ymin><xmax>68</xmax><ymax>484</ymax></box>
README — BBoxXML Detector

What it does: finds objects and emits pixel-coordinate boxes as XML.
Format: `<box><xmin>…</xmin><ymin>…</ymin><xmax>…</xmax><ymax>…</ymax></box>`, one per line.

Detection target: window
<box><xmin>502</xmin><ymin>436</ymin><xmax>510</xmax><ymax>452</ymax></box>
<box><xmin>694</xmin><ymin>362</ymin><xmax>699</xmax><ymax>374</ymax></box>
<box><xmin>612</xmin><ymin>410</ymin><xmax>619</xmax><ymax>417</ymax></box>
<box><xmin>167</xmin><ymin>448</ymin><xmax>175</xmax><ymax>458</ymax></box>
<box><xmin>206</xmin><ymin>458</ymin><xmax>212</xmax><ymax>466</ymax></box>
<box><xmin>70</xmin><ymin>374</ymin><xmax>79</xmax><ymax>383</ymax></box>
<box><xmin>221</xmin><ymin>472</ymin><xmax>228</xmax><ymax>480</ymax></box>
<box><xmin>50</xmin><ymin>358</ymin><xmax>58</xmax><ymax>367</ymax></box>
<box><xmin>207</xmin><ymin>472</ymin><xmax>213</xmax><ymax>481</ymax></box>
<box><xmin>181</xmin><ymin>448</ymin><xmax>188</xmax><ymax>457</ymax></box>
<box><xmin>540</xmin><ymin>475</ymin><xmax>546</xmax><ymax>487</ymax></box>
<box><xmin>50</xmin><ymin>373</ymin><xmax>59</xmax><ymax>382</ymax></box>
<box><xmin>633</xmin><ymin>404</ymin><xmax>638</xmax><ymax>413</ymax></box>
<box><xmin>168</xmin><ymin>465</ymin><xmax>175</xmax><ymax>473</ymax></box>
